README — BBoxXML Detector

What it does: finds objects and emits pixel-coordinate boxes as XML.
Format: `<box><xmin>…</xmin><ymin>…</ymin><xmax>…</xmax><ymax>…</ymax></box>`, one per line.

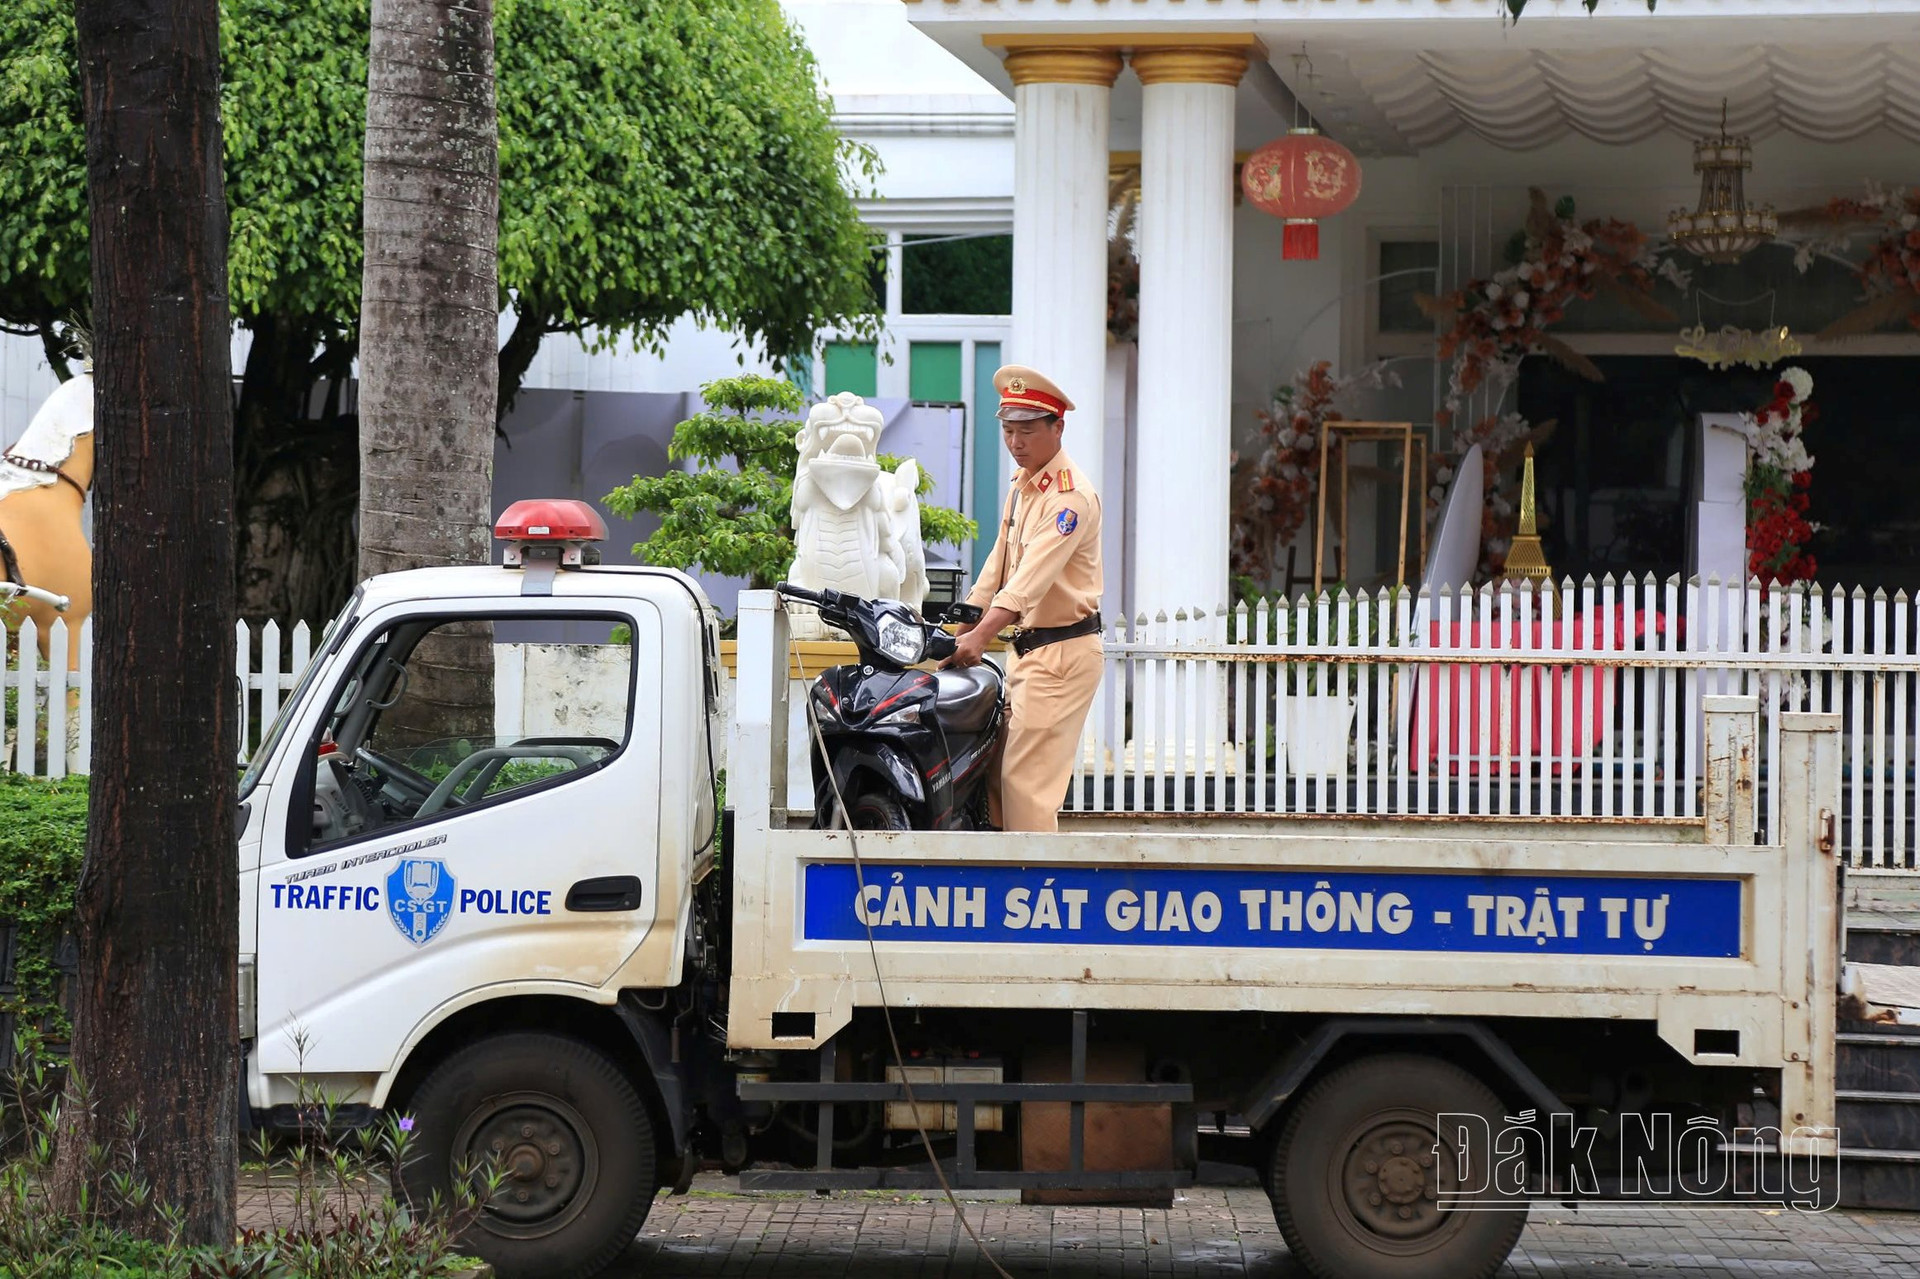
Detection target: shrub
<box><xmin>0</xmin><ymin>772</ymin><xmax>87</xmax><ymax>1049</ymax></box>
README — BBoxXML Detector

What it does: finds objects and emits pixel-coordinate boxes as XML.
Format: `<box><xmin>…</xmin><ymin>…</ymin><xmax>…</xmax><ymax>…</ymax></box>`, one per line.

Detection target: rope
<box><xmin>788</xmin><ymin>616</ymin><xmax>1020</xmax><ymax>1279</ymax></box>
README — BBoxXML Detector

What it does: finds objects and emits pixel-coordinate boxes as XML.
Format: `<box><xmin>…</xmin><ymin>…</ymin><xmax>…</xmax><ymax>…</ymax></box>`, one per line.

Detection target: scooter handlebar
<box><xmin>0</xmin><ymin>583</ymin><xmax>69</xmax><ymax>611</ymax></box>
<box><xmin>774</xmin><ymin>582</ymin><xmax>825</xmax><ymax>605</ymax></box>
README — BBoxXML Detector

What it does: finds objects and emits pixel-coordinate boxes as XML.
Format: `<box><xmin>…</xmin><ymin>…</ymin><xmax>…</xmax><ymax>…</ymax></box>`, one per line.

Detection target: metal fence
<box><xmin>13</xmin><ymin>578</ymin><xmax>1920</xmax><ymax>871</ymax></box>
<box><xmin>1067</xmin><ymin>576</ymin><xmax>1920</xmax><ymax>871</ymax></box>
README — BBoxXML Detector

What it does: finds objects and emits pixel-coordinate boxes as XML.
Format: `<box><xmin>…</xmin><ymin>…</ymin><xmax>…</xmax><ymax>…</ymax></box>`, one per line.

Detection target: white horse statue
<box><xmin>0</xmin><ymin>372</ymin><xmax>94</xmax><ymax>672</ymax></box>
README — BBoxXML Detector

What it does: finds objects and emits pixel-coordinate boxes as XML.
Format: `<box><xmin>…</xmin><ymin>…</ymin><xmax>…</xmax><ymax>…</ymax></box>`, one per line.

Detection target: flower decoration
<box><xmin>1793</xmin><ymin>185</ymin><xmax>1920</xmax><ymax>338</ymax></box>
<box><xmin>1230</xmin><ymin>359</ymin><xmax>1397</xmax><ymax>586</ymax></box>
<box><xmin>1107</xmin><ymin>187</ymin><xmax>1140</xmax><ymax>344</ymax></box>
<box><xmin>1422</xmin><ymin>189</ymin><xmax>1676</xmax><ymax>431</ymax></box>
<box><xmin>1418</xmin><ymin>190</ymin><xmax>1676</xmax><ymax>584</ymax></box>
<box><xmin>1740</xmin><ymin>368</ymin><xmax>1817</xmax><ymax>584</ymax></box>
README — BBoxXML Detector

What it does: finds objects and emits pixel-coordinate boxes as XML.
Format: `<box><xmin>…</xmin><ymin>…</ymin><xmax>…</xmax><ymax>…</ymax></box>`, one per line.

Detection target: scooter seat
<box><xmin>933</xmin><ymin>667</ymin><xmax>1001</xmax><ymax>734</ymax></box>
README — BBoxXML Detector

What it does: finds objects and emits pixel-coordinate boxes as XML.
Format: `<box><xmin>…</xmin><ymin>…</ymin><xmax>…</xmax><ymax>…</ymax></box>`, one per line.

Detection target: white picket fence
<box><xmin>3</xmin><ymin>617</ymin><xmax>310</xmax><ymax>780</ymax></box>
<box><xmin>1065</xmin><ymin>575</ymin><xmax>1920</xmax><ymax>871</ymax></box>
<box><xmin>11</xmin><ymin>578</ymin><xmax>1920</xmax><ymax>871</ymax></box>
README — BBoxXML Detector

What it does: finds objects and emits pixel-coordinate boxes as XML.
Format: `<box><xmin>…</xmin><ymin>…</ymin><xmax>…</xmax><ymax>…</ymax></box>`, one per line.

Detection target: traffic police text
<box><xmin>273</xmin><ymin>882</ymin><xmax>554</xmax><ymax>915</ymax></box>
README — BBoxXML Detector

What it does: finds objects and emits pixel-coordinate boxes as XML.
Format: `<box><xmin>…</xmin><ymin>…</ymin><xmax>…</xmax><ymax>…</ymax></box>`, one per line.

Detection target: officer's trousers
<box><xmin>990</xmin><ymin>632</ymin><xmax>1103</xmax><ymax>833</ymax></box>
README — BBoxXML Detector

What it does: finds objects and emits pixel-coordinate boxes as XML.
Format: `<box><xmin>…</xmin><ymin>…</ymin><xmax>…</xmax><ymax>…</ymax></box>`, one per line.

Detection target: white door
<box><xmin>253</xmin><ymin>598</ymin><xmax>663</xmax><ymax>1078</ymax></box>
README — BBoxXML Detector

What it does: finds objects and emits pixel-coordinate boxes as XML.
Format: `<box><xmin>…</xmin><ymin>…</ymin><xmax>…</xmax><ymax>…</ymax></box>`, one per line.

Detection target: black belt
<box><xmin>1011</xmin><ymin>612</ymin><xmax>1102</xmax><ymax>657</ymax></box>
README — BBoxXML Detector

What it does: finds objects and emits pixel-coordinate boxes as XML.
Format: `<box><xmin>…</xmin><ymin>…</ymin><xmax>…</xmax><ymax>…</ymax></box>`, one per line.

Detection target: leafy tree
<box><xmin>0</xmin><ymin>0</ymin><xmax>881</xmax><ymax>623</ymax></box>
<box><xmin>605</xmin><ymin>376</ymin><xmax>975</xmax><ymax>595</ymax></box>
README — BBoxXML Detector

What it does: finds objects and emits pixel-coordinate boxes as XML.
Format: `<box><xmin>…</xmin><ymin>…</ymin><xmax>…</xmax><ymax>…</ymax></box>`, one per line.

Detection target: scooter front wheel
<box><xmin>828</xmin><ymin>790</ymin><xmax>911</xmax><ymax>831</ymax></box>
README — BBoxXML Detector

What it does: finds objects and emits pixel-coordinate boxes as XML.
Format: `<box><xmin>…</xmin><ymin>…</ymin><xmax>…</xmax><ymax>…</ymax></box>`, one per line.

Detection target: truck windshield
<box><xmin>238</xmin><ymin>590</ymin><xmax>362</xmax><ymax>802</ymax></box>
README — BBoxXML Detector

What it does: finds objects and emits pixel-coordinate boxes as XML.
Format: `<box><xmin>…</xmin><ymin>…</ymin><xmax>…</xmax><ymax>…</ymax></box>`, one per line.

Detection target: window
<box><xmin>300</xmin><ymin>614</ymin><xmax>634</xmax><ymax>853</ymax></box>
<box><xmin>902</xmin><ymin>234</ymin><xmax>1013</xmax><ymax>315</ymax></box>
<box><xmin>909</xmin><ymin>341</ymin><xmax>963</xmax><ymax>402</ymax></box>
<box><xmin>1377</xmin><ymin>240</ymin><xmax>1440</xmax><ymax>335</ymax></box>
<box><xmin>823</xmin><ymin>342</ymin><xmax>879</xmax><ymax>398</ymax></box>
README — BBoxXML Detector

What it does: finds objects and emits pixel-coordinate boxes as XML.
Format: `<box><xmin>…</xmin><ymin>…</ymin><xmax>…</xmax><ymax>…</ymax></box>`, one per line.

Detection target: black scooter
<box><xmin>775</xmin><ymin>583</ymin><xmax>1004</xmax><ymax>831</ymax></box>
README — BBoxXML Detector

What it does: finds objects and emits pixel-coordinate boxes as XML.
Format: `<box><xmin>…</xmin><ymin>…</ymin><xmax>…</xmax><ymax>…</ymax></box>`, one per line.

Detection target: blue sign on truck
<box><xmin>801</xmin><ymin>863</ymin><xmax>1742</xmax><ymax>958</ymax></box>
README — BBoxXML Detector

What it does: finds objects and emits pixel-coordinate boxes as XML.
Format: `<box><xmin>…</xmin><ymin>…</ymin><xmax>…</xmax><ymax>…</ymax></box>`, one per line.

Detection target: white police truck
<box><xmin>238</xmin><ymin>501</ymin><xmax>1847</xmax><ymax>1279</ymax></box>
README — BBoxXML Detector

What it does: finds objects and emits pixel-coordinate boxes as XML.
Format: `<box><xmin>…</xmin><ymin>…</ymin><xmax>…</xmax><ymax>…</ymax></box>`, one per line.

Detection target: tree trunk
<box><xmin>357</xmin><ymin>0</ymin><xmax>499</xmax><ymax>750</ymax></box>
<box><xmin>59</xmin><ymin>0</ymin><xmax>238</xmax><ymax>1244</ymax></box>
<box><xmin>234</xmin><ymin>319</ymin><xmax>358</xmax><ymax>625</ymax></box>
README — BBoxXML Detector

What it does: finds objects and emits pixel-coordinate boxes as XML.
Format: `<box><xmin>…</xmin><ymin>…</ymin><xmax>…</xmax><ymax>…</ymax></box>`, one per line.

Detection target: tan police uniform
<box><xmin>966</xmin><ymin>366</ymin><xmax>1104</xmax><ymax>833</ymax></box>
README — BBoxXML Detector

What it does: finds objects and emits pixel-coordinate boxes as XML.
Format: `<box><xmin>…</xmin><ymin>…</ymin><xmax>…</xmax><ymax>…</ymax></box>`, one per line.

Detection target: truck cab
<box><xmin>238</xmin><ymin>507</ymin><xmax>719</xmax><ymax>1273</ymax></box>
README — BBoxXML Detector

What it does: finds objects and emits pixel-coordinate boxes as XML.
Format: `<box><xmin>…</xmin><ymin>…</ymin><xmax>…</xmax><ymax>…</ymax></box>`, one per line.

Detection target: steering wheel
<box><xmin>354</xmin><ymin>746</ymin><xmax>436</xmax><ymax>803</ymax></box>
<box><xmin>414</xmin><ymin>743</ymin><xmax>604</xmax><ymax>818</ymax></box>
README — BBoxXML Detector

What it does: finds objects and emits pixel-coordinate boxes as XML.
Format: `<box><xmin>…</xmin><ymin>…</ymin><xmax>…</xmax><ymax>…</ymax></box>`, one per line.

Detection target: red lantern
<box><xmin>1241</xmin><ymin>128</ymin><xmax>1362</xmax><ymax>262</ymax></box>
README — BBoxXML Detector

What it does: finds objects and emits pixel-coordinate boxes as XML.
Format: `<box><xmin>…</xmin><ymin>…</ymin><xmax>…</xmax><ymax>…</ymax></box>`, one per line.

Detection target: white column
<box><xmin>1007</xmin><ymin>49</ymin><xmax>1120</xmax><ymax>496</ymax></box>
<box><xmin>1130</xmin><ymin>47</ymin><xmax>1248</xmax><ymax>620</ymax></box>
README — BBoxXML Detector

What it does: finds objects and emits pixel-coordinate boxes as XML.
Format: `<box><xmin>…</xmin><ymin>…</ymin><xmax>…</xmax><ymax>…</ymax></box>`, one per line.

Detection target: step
<box><xmin>1838</xmin><ymin>1033</ymin><xmax>1920</xmax><ymax>1091</ymax></box>
<box><xmin>1847</xmin><ymin>926</ymin><xmax>1920</xmax><ymax>968</ymax></box>
<box><xmin>1838</xmin><ymin>1147</ymin><xmax>1920</xmax><ymax>1211</ymax></box>
<box><xmin>1836</xmin><ymin>1089</ymin><xmax>1920</xmax><ymax>1151</ymax></box>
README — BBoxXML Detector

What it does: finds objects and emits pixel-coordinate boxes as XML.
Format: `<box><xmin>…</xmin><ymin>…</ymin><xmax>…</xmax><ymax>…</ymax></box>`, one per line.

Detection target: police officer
<box><xmin>945</xmin><ymin>365</ymin><xmax>1103</xmax><ymax>834</ymax></box>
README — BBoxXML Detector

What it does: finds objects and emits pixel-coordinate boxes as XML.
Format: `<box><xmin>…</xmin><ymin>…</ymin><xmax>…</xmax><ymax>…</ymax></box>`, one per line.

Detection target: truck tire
<box><xmin>1269</xmin><ymin>1053</ymin><xmax>1526</xmax><ymax>1279</ymax></box>
<box><xmin>396</xmin><ymin>1032</ymin><xmax>657</xmax><ymax>1279</ymax></box>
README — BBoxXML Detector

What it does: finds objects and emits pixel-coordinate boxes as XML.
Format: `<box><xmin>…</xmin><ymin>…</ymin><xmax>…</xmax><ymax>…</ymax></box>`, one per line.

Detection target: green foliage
<box><xmin>0</xmin><ymin>1048</ymin><xmax>187</xmax><ymax>1275</ymax></box>
<box><xmin>1</xmin><ymin>0</ymin><xmax>367</xmax><ymax>341</ymax></box>
<box><xmin>0</xmin><ymin>0</ymin><xmax>86</xmax><ymax>342</ymax></box>
<box><xmin>2</xmin><ymin>0</ymin><xmax>879</xmax><ymax>363</ymax></box>
<box><xmin>496</xmin><ymin>0</ymin><xmax>883</xmax><ymax>364</ymax></box>
<box><xmin>3</xmin><ymin>0</ymin><xmax>882</xmax><ymax>620</ymax></box>
<box><xmin>0</xmin><ymin>773</ymin><xmax>86</xmax><ymax>1047</ymax></box>
<box><xmin>0</xmin><ymin>1038</ymin><xmax>492</xmax><ymax>1277</ymax></box>
<box><xmin>901</xmin><ymin>235</ymin><xmax>1012</xmax><ymax>316</ymax></box>
<box><xmin>604</xmin><ymin>376</ymin><xmax>977</xmax><ymax>595</ymax></box>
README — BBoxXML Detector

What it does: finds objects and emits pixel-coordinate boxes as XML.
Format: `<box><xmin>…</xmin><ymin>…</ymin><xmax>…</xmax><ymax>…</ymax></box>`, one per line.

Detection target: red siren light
<box><xmin>495</xmin><ymin>498</ymin><xmax>607</xmax><ymax>571</ymax></box>
<box><xmin>495</xmin><ymin>498</ymin><xmax>607</xmax><ymax>542</ymax></box>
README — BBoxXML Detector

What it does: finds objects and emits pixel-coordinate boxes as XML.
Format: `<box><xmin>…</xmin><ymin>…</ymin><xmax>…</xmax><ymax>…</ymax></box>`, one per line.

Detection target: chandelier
<box><xmin>1667</xmin><ymin>102</ymin><xmax>1776</xmax><ymax>264</ymax></box>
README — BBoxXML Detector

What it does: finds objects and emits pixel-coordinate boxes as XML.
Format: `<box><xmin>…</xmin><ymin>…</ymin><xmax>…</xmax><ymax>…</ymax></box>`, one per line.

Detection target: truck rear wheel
<box><xmin>396</xmin><ymin>1032</ymin><xmax>657</xmax><ymax>1279</ymax></box>
<box><xmin>1269</xmin><ymin>1053</ymin><xmax>1526</xmax><ymax>1279</ymax></box>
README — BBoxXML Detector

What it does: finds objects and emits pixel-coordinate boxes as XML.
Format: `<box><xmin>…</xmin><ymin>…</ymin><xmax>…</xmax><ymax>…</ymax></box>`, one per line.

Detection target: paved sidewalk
<box><xmin>601</xmin><ymin>1177</ymin><xmax>1920</xmax><ymax>1279</ymax></box>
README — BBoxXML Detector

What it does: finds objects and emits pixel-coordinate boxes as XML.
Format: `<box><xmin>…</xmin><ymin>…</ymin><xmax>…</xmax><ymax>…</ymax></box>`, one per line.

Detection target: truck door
<box><xmin>251</xmin><ymin>597</ymin><xmax>664</xmax><ymax>1080</ymax></box>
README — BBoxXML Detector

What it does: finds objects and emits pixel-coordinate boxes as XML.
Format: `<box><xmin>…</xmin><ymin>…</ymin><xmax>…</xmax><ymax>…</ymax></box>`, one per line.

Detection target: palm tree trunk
<box><xmin>357</xmin><ymin>0</ymin><xmax>500</xmax><ymax>749</ymax></box>
<box><xmin>58</xmin><ymin>0</ymin><xmax>238</xmax><ymax>1244</ymax></box>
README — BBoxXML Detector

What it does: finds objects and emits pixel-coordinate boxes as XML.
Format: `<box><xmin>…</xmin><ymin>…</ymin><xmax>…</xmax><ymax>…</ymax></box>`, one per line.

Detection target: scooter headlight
<box><xmin>876</xmin><ymin>617</ymin><xmax>927</xmax><ymax>667</ymax></box>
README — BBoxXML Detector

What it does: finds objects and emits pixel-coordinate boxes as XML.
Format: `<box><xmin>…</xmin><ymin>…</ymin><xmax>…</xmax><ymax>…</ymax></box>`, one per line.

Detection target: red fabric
<box><xmin>1282</xmin><ymin>221</ymin><xmax>1320</xmax><ymax>261</ymax></box>
<box><xmin>1412</xmin><ymin>607</ymin><xmax>1673</xmax><ymax>775</ymax></box>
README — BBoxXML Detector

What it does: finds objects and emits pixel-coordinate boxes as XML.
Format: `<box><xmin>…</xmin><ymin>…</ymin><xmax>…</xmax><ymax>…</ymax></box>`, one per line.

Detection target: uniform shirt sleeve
<box><xmin>991</xmin><ymin>491</ymin><xmax>1092</xmax><ymax>620</ymax></box>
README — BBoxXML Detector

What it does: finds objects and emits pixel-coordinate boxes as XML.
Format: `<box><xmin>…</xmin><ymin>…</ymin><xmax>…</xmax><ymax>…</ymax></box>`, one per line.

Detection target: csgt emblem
<box><xmin>387</xmin><ymin>858</ymin><xmax>456</xmax><ymax>946</ymax></box>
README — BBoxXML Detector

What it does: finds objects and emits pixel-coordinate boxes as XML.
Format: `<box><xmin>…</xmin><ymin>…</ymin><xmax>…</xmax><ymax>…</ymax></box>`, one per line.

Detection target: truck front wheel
<box><xmin>1269</xmin><ymin>1053</ymin><xmax>1526</xmax><ymax>1279</ymax></box>
<box><xmin>397</xmin><ymin>1032</ymin><xmax>657</xmax><ymax>1279</ymax></box>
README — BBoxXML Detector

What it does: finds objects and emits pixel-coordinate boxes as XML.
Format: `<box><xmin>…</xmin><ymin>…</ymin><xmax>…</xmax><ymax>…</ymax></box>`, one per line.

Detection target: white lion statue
<box><xmin>786</xmin><ymin>392</ymin><xmax>928</xmax><ymax>639</ymax></box>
